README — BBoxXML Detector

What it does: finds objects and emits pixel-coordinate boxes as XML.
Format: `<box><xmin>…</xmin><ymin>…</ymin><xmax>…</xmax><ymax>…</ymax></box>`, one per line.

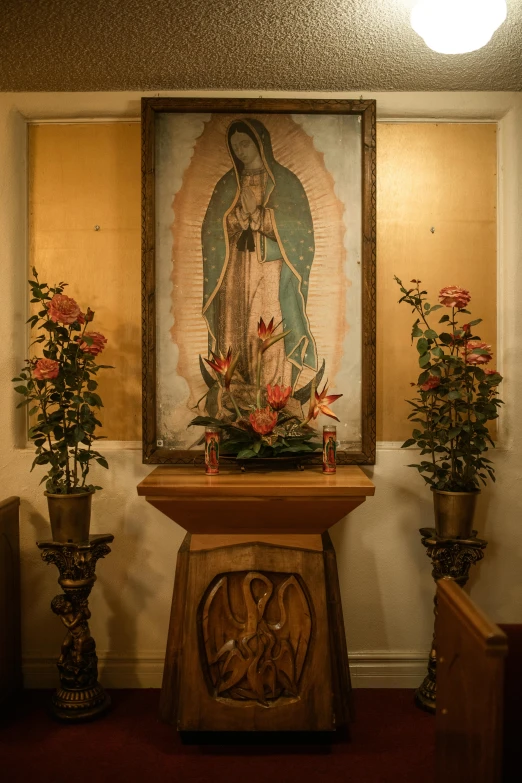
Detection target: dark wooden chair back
<box><xmin>0</xmin><ymin>496</ymin><xmax>22</xmax><ymax>713</ymax></box>
<box><xmin>435</xmin><ymin>577</ymin><xmax>508</xmax><ymax>783</ymax></box>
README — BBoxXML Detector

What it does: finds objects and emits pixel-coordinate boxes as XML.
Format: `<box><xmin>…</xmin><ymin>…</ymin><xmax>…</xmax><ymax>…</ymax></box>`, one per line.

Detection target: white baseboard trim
<box><xmin>23</xmin><ymin>650</ymin><xmax>428</xmax><ymax>690</ymax></box>
<box><xmin>348</xmin><ymin>651</ymin><xmax>428</xmax><ymax>688</ymax></box>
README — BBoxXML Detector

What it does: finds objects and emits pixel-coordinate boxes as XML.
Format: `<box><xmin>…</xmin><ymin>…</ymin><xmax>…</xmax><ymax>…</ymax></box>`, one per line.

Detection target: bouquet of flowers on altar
<box><xmin>189</xmin><ymin>316</ymin><xmax>342</xmax><ymax>459</ymax></box>
<box><xmin>12</xmin><ymin>269</ymin><xmax>112</xmax><ymax>493</ymax></box>
<box><xmin>395</xmin><ymin>278</ymin><xmax>504</xmax><ymax>491</ymax></box>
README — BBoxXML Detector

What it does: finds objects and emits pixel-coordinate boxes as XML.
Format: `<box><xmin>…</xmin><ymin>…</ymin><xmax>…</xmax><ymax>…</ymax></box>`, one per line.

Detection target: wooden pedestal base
<box><xmin>160</xmin><ymin>532</ymin><xmax>351</xmax><ymax>733</ymax></box>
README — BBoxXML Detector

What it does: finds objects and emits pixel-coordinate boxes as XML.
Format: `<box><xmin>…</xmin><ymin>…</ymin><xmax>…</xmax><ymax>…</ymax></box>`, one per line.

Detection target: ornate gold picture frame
<box><xmin>142</xmin><ymin>97</ymin><xmax>376</xmax><ymax>465</ymax></box>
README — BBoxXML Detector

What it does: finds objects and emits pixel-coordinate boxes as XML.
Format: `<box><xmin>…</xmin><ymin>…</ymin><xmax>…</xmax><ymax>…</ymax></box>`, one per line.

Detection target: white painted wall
<box><xmin>1</xmin><ymin>91</ymin><xmax>521</xmax><ymax>689</ymax></box>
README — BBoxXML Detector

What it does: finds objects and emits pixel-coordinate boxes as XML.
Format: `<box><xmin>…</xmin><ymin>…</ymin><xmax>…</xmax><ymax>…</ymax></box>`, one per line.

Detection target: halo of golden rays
<box><xmin>170</xmin><ymin>113</ymin><xmax>348</xmax><ymax>410</ymax></box>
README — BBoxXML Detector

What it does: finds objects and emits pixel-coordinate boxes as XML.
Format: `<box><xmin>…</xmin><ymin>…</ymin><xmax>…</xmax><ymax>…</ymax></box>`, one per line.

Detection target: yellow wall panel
<box><xmin>29</xmin><ymin>123</ymin><xmax>142</xmax><ymax>441</ymax></box>
<box><xmin>28</xmin><ymin>121</ymin><xmax>497</xmax><ymax>445</ymax></box>
<box><xmin>377</xmin><ymin>123</ymin><xmax>497</xmax><ymax>442</ymax></box>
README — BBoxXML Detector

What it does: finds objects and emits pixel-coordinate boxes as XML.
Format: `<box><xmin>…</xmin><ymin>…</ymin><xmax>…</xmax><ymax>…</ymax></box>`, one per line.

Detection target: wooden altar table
<box><xmin>137</xmin><ymin>466</ymin><xmax>375</xmax><ymax>734</ymax></box>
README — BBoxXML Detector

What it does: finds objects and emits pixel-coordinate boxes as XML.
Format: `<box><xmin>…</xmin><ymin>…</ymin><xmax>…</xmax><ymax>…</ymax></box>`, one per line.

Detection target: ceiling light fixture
<box><xmin>410</xmin><ymin>0</ymin><xmax>508</xmax><ymax>54</ymax></box>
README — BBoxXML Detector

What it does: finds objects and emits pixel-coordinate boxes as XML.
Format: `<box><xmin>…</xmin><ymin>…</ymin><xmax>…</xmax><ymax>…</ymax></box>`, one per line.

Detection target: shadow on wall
<box><xmin>24</xmin><ymin>500</ymin><xmax>64</xmax><ymax>659</ymax></box>
<box><xmin>94</xmin><ymin>481</ymin><xmax>173</xmax><ymax>687</ymax></box>
<box><xmin>330</xmin><ymin>470</ymin><xmax>436</xmax><ymax>658</ymax></box>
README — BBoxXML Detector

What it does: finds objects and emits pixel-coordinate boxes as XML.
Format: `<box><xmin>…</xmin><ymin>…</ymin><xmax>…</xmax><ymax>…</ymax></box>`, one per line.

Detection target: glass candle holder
<box><xmin>204</xmin><ymin>426</ymin><xmax>220</xmax><ymax>475</ymax></box>
<box><xmin>322</xmin><ymin>425</ymin><xmax>337</xmax><ymax>474</ymax></box>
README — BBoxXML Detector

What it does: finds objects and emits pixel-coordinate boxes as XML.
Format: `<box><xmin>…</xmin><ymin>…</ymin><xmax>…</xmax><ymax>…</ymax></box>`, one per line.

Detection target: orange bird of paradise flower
<box><xmin>304</xmin><ymin>382</ymin><xmax>343</xmax><ymax>423</ymax></box>
<box><xmin>257</xmin><ymin>317</ymin><xmax>291</xmax><ymax>353</ymax></box>
<box><xmin>204</xmin><ymin>348</ymin><xmax>239</xmax><ymax>391</ymax></box>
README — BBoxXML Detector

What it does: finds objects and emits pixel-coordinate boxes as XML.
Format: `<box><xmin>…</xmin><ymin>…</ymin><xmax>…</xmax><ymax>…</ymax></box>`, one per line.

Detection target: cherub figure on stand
<box><xmin>51</xmin><ymin>593</ymin><xmax>98</xmax><ymax>689</ymax></box>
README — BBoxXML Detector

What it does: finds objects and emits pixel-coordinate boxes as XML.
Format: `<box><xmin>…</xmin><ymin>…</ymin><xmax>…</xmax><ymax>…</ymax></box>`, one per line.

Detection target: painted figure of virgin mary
<box><xmin>201</xmin><ymin>119</ymin><xmax>318</xmax><ymax>392</ymax></box>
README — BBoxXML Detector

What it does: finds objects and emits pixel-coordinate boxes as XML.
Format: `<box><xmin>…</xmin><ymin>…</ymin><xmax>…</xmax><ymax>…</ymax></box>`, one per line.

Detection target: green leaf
<box><xmin>293</xmin><ymin>359</ymin><xmax>326</xmax><ymax>404</ymax></box>
<box><xmin>416</xmin><ymin>338</ymin><xmax>428</xmax><ymax>354</ymax></box>
<box><xmin>424</xmin><ymin>329</ymin><xmax>438</xmax><ymax>340</ymax></box>
<box><xmin>438</xmin><ymin>315</ymin><xmax>450</xmax><ymax>323</ymax></box>
<box><xmin>14</xmin><ymin>385</ymin><xmax>28</xmax><ymax>394</ymax></box>
<box><xmin>419</xmin><ymin>353</ymin><xmax>431</xmax><ymax>368</ymax></box>
<box><xmin>411</xmin><ymin>322</ymin><xmax>423</xmax><ymax>338</ymax></box>
<box><xmin>401</xmin><ymin>439</ymin><xmax>416</xmax><ymax>448</ymax></box>
<box><xmin>447</xmin><ymin>427</ymin><xmax>462</xmax><ymax>439</ymax></box>
<box><xmin>236</xmin><ymin>448</ymin><xmax>257</xmax><ymax>459</ymax></box>
<box><xmin>199</xmin><ymin>355</ymin><xmax>217</xmax><ymax>389</ymax></box>
<box><xmin>96</xmin><ymin>457</ymin><xmax>109</xmax><ymax>469</ymax></box>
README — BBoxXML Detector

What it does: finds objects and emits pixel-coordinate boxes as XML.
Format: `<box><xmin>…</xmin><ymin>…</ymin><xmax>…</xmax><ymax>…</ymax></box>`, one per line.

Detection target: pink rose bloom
<box><xmin>47</xmin><ymin>294</ymin><xmax>82</xmax><ymax>325</ymax></box>
<box><xmin>438</xmin><ymin>286</ymin><xmax>471</xmax><ymax>309</ymax></box>
<box><xmin>33</xmin><ymin>358</ymin><xmax>60</xmax><ymax>380</ymax></box>
<box><xmin>78</xmin><ymin>331</ymin><xmax>107</xmax><ymax>356</ymax></box>
<box><xmin>465</xmin><ymin>340</ymin><xmax>493</xmax><ymax>365</ymax></box>
<box><xmin>485</xmin><ymin>369</ymin><xmax>498</xmax><ymax>375</ymax></box>
<box><xmin>420</xmin><ymin>375</ymin><xmax>441</xmax><ymax>392</ymax></box>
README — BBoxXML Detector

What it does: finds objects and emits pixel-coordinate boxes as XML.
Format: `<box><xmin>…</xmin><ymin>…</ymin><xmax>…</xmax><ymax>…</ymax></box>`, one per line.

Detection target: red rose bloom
<box><xmin>78</xmin><ymin>332</ymin><xmax>107</xmax><ymax>356</ymax></box>
<box><xmin>33</xmin><ymin>358</ymin><xmax>60</xmax><ymax>380</ymax></box>
<box><xmin>465</xmin><ymin>340</ymin><xmax>493</xmax><ymax>366</ymax></box>
<box><xmin>420</xmin><ymin>375</ymin><xmax>441</xmax><ymax>392</ymax></box>
<box><xmin>47</xmin><ymin>294</ymin><xmax>82</xmax><ymax>325</ymax></box>
<box><xmin>439</xmin><ymin>286</ymin><xmax>471</xmax><ymax>310</ymax></box>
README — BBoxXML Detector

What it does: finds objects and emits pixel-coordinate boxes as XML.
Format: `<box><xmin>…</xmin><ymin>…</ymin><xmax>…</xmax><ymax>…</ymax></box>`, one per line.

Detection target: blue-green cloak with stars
<box><xmin>201</xmin><ymin>118</ymin><xmax>317</xmax><ymax>387</ymax></box>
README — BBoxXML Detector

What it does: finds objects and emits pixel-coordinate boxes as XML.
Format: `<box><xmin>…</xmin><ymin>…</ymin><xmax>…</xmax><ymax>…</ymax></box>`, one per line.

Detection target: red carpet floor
<box><xmin>0</xmin><ymin>689</ymin><xmax>435</xmax><ymax>783</ymax></box>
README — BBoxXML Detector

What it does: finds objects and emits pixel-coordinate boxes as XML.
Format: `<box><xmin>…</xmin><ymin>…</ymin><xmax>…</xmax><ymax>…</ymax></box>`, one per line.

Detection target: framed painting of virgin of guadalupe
<box><xmin>142</xmin><ymin>97</ymin><xmax>376</xmax><ymax>465</ymax></box>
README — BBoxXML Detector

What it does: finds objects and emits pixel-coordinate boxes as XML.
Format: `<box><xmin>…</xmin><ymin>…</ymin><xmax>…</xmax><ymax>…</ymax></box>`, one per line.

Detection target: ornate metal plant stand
<box><xmin>415</xmin><ymin>527</ymin><xmax>487</xmax><ymax>714</ymax></box>
<box><xmin>37</xmin><ymin>533</ymin><xmax>114</xmax><ymax>721</ymax></box>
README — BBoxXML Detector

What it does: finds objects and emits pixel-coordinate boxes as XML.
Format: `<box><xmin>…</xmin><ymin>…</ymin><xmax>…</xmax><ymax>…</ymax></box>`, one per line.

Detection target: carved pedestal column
<box><xmin>37</xmin><ymin>533</ymin><xmax>113</xmax><ymax>721</ymax></box>
<box><xmin>415</xmin><ymin>527</ymin><xmax>487</xmax><ymax>714</ymax></box>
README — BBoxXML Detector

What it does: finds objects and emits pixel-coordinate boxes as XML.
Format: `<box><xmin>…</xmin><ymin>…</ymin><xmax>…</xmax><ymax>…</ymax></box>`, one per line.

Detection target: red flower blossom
<box><xmin>204</xmin><ymin>347</ymin><xmax>238</xmax><ymax>390</ymax></box>
<box><xmin>266</xmin><ymin>383</ymin><xmax>292</xmax><ymax>411</ymax></box>
<box><xmin>420</xmin><ymin>375</ymin><xmax>441</xmax><ymax>392</ymax></box>
<box><xmin>257</xmin><ymin>317</ymin><xmax>291</xmax><ymax>354</ymax></box>
<box><xmin>249</xmin><ymin>406</ymin><xmax>278</xmax><ymax>435</ymax></box>
<box><xmin>304</xmin><ymin>382</ymin><xmax>343</xmax><ymax>423</ymax></box>
<box><xmin>258</xmin><ymin>317</ymin><xmax>275</xmax><ymax>341</ymax></box>
<box><xmin>438</xmin><ymin>286</ymin><xmax>471</xmax><ymax>310</ymax></box>
<box><xmin>78</xmin><ymin>332</ymin><xmax>107</xmax><ymax>356</ymax></box>
<box><xmin>47</xmin><ymin>294</ymin><xmax>82</xmax><ymax>325</ymax></box>
<box><xmin>33</xmin><ymin>358</ymin><xmax>60</xmax><ymax>380</ymax></box>
<box><xmin>465</xmin><ymin>340</ymin><xmax>493</xmax><ymax>366</ymax></box>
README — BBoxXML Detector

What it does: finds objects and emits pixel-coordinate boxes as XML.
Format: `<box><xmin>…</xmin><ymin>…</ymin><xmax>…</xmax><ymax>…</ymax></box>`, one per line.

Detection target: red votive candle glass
<box><xmin>323</xmin><ymin>425</ymin><xmax>337</xmax><ymax>474</ymax></box>
<box><xmin>204</xmin><ymin>426</ymin><xmax>220</xmax><ymax>475</ymax></box>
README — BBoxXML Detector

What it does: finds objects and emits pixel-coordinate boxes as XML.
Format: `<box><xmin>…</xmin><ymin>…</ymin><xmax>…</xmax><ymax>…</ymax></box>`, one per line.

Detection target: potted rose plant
<box><xmin>13</xmin><ymin>269</ymin><xmax>112</xmax><ymax>543</ymax></box>
<box><xmin>396</xmin><ymin>278</ymin><xmax>503</xmax><ymax>538</ymax></box>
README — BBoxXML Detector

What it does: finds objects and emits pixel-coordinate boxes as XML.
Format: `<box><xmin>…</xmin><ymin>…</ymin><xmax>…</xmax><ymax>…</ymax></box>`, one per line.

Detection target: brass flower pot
<box><xmin>45</xmin><ymin>490</ymin><xmax>94</xmax><ymax>544</ymax></box>
<box><xmin>431</xmin><ymin>488</ymin><xmax>480</xmax><ymax>539</ymax></box>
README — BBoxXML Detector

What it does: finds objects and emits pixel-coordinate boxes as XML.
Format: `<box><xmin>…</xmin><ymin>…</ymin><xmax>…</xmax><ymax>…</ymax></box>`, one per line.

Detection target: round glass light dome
<box><xmin>410</xmin><ymin>0</ymin><xmax>508</xmax><ymax>55</ymax></box>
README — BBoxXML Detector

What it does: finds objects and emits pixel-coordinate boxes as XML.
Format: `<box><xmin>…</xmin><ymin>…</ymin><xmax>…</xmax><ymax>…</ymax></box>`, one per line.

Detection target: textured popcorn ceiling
<box><xmin>1</xmin><ymin>0</ymin><xmax>521</xmax><ymax>92</ymax></box>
